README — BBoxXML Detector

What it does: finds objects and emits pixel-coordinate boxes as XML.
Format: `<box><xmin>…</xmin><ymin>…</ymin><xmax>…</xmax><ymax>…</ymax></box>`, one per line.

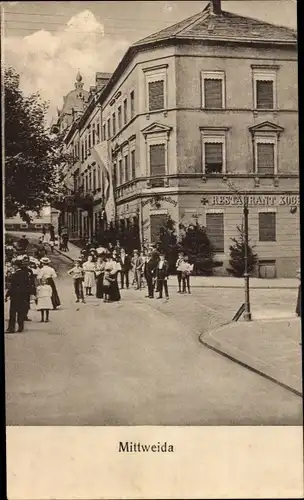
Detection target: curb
<box><xmin>54</xmin><ymin>248</ymin><xmax>75</xmax><ymax>263</ymax></box>
<box><xmin>198</xmin><ymin>327</ymin><xmax>302</xmax><ymax>397</ymax></box>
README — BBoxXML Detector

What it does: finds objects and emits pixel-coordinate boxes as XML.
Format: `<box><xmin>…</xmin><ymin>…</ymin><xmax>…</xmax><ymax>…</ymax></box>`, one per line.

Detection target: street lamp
<box><xmin>228</xmin><ymin>181</ymin><xmax>252</xmax><ymax>322</ymax></box>
<box><xmin>243</xmin><ymin>195</ymin><xmax>252</xmax><ymax>321</ymax></box>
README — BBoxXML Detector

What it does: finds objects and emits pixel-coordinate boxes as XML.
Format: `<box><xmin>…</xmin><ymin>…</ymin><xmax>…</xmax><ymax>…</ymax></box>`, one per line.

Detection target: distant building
<box><xmin>57</xmin><ymin>0</ymin><xmax>298</xmax><ymax>277</ymax></box>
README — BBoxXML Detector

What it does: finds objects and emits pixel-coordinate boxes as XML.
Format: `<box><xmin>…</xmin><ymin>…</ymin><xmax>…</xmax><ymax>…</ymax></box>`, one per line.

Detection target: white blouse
<box><xmin>37</xmin><ymin>265</ymin><xmax>57</xmax><ymax>280</ymax></box>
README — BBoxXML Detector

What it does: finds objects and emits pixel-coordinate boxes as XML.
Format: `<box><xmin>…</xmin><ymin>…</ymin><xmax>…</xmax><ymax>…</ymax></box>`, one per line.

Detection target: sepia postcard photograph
<box><xmin>2</xmin><ymin>0</ymin><xmax>303</xmax><ymax>498</ymax></box>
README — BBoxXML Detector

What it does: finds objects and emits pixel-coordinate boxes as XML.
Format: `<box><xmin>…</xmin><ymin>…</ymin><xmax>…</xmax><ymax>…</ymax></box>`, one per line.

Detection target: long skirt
<box><xmin>46</xmin><ymin>278</ymin><xmax>61</xmax><ymax>309</ymax></box>
<box><xmin>84</xmin><ymin>271</ymin><xmax>95</xmax><ymax>288</ymax></box>
<box><xmin>108</xmin><ymin>276</ymin><xmax>121</xmax><ymax>302</ymax></box>
<box><xmin>96</xmin><ymin>274</ymin><xmax>104</xmax><ymax>299</ymax></box>
<box><xmin>296</xmin><ymin>284</ymin><xmax>301</xmax><ymax>316</ymax></box>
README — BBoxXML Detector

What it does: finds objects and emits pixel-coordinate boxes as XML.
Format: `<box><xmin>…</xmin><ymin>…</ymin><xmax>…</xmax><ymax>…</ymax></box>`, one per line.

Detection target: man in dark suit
<box><xmin>5</xmin><ymin>259</ymin><xmax>35</xmax><ymax>333</ymax></box>
<box><xmin>144</xmin><ymin>251</ymin><xmax>158</xmax><ymax>298</ymax></box>
<box><xmin>22</xmin><ymin>255</ymin><xmax>37</xmax><ymax>321</ymax></box>
<box><xmin>155</xmin><ymin>252</ymin><xmax>169</xmax><ymax>300</ymax></box>
<box><xmin>119</xmin><ymin>248</ymin><xmax>131</xmax><ymax>289</ymax></box>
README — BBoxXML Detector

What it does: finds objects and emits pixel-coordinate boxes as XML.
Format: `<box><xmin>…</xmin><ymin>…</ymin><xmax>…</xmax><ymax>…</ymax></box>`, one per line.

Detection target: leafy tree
<box><xmin>155</xmin><ymin>215</ymin><xmax>178</xmax><ymax>272</ymax></box>
<box><xmin>180</xmin><ymin>222</ymin><xmax>218</xmax><ymax>275</ymax></box>
<box><xmin>5</xmin><ymin>67</ymin><xmax>70</xmax><ymax>221</ymax></box>
<box><xmin>226</xmin><ymin>225</ymin><xmax>258</xmax><ymax>277</ymax></box>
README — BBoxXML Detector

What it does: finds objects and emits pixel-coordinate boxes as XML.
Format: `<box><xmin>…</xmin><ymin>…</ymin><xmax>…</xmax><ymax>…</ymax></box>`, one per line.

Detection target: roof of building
<box><xmin>133</xmin><ymin>3</ymin><xmax>296</xmax><ymax>46</ymax></box>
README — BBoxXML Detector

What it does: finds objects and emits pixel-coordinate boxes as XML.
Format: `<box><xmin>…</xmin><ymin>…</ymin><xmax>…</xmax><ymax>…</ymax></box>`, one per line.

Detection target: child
<box><xmin>36</xmin><ymin>277</ymin><xmax>53</xmax><ymax>322</ymax></box>
<box><xmin>180</xmin><ymin>256</ymin><xmax>193</xmax><ymax>294</ymax></box>
<box><xmin>176</xmin><ymin>252</ymin><xmax>184</xmax><ymax>293</ymax></box>
<box><xmin>68</xmin><ymin>259</ymin><xmax>85</xmax><ymax>303</ymax></box>
<box><xmin>103</xmin><ymin>270</ymin><xmax>115</xmax><ymax>302</ymax></box>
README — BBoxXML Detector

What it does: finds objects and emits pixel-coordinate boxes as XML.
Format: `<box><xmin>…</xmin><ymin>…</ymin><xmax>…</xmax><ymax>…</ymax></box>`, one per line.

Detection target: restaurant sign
<box><xmin>207</xmin><ymin>195</ymin><xmax>300</xmax><ymax>207</ymax></box>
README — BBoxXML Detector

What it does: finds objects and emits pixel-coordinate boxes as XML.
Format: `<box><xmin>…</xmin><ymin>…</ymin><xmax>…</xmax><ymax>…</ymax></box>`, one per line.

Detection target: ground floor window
<box><xmin>206</xmin><ymin>212</ymin><xmax>224</xmax><ymax>252</ymax></box>
<box><xmin>259</xmin><ymin>212</ymin><xmax>276</xmax><ymax>241</ymax></box>
<box><xmin>150</xmin><ymin>213</ymin><xmax>167</xmax><ymax>243</ymax></box>
<box><xmin>259</xmin><ymin>260</ymin><xmax>277</xmax><ymax>279</ymax></box>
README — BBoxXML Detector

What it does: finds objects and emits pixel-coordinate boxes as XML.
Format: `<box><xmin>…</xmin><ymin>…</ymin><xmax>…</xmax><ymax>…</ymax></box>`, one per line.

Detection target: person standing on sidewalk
<box><xmin>5</xmin><ymin>259</ymin><xmax>35</xmax><ymax>333</ymax></box>
<box><xmin>119</xmin><ymin>248</ymin><xmax>131</xmax><ymax>290</ymax></box>
<box><xmin>155</xmin><ymin>253</ymin><xmax>170</xmax><ymax>300</ymax></box>
<box><xmin>36</xmin><ymin>278</ymin><xmax>53</xmax><ymax>323</ymax></box>
<box><xmin>83</xmin><ymin>255</ymin><xmax>96</xmax><ymax>296</ymax></box>
<box><xmin>180</xmin><ymin>255</ymin><xmax>193</xmax><ymax>294</ymax></box>
<box><xmin>176</xmin><ymin>252</ymin><xmax>184</xmax><ymax>293</ymax></box>
<box><xmin>22</xmin><ymin>255</ymin><xmax>37</xmax><ymax>321</ymax></box>
<box><xmin>144</xmin><ymin>251</ymin><xmax>158</xmax><ymax>298</ymax></box>
<box><xmin>68</xmin><ymin>259</ymin><xmax>85</xmax><ymax>303</ymax></box>
<box><xmin>296</xmin><ymin>267</ymin><xmax>301</xmax><ymax>317</ymax></box>
<box><xmin>37</xmin><ymin>257</ymin><xmax>61</xmax><ymax>310</ymax></box>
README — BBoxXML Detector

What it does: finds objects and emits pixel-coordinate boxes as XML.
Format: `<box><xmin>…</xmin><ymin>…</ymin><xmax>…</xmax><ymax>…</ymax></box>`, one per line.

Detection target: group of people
<box><xmin>5</xmin><ymin>255</ymin><xmax>61</xmax><ymax>333</ymax></box>
<box><xmin>67</xmin><ymin>244</ymin><xmax>194</xmax><ymax>303</ymax></box>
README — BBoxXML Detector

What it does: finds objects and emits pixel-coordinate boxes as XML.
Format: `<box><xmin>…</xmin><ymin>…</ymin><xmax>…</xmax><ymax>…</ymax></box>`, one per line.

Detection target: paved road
<box><xmin>5</xmin><ymin>249</ymin><xmax>302</xmax><ymax>425</ymax></box>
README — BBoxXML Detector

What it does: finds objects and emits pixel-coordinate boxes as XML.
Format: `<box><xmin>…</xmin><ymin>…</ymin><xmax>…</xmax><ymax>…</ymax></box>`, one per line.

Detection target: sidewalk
<box><xmin>200</xmin><ymin>317</ymin><xmax>302</xmax><ymax>395</ymax></box>
<box><xmin>56</xmin><ymin>244</ymin><xmax>298</xmax><ymax>289</ymax></box>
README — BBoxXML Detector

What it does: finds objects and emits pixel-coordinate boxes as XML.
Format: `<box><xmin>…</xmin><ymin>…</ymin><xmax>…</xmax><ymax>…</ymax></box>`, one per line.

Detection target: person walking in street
<box><xmin>5</xmin><ymin>259</ymin><xmax>35</xmax><ymax>333</ymax></box>
<box><xmin>49</xmin><ymin>224</ymin><xmax>55</xmax><ymax>242</ymax></box>
<box><xmin>144</xmin><ymin>251</ymin><xmax>158</xmax><ymax>299</ymax></box>
<box><xmin>61</xmin><ymin>233</ymin><xmax>69</xmax><ymax>252</ymax></box>
<box><xmin>296</xmin><ymin>267</ymin><xmax>301</xmax><ymax>317</ymax></box>
<box><xmin>17</xmin><ymin>235</ymin><xmax>29</xmax><ymax>254</ymax></box>
<box><xmin>95</xmin><ymin>256</ymin><xmax>106</xmax><ymax>299</ymax></box>
<box><xmin>176</xmin><ymin>252</ymin><xmax>184</xmax><ymax>293</ymax></box>
<box><xmin>34</xmin><ymin>240</ymin><xmax>47</xmax><ymax>260</ymax></box>
<box><xmin>180</xmin><ymin>255</ymin><xmax>193</xmax><ymax>294</ymax></box>
<box><xmin>68</xmin><ymin>259</ymin><xmax>85</xmax><ymax>303</ymax></box>
<box><xmin>83</xmin><ymin>255</ymin><xmax>96</xmax><ymax>296</ymax></box>
<box><xmin>155</xmin><ymin>253</ymin><xmax>170</xmax><ymax>300</ymax></box>
<box><xmin>119</xmin><ymin>248</ymin><xmax>131</xmax><ymax>289</ymax></box>
<box><xmin>36</xmin><ymin>278</ymin><xmax>53</xmax><ymax>322</ymax></box>
<box><xmin>37</xmin><ymin>257</ymin><xmax>61</xmax><ymax>310</ymax></box>
<box><xmin>22</xmin><ymin>255</ymin><xmax>37</xmax><ymax>321</ymax></box>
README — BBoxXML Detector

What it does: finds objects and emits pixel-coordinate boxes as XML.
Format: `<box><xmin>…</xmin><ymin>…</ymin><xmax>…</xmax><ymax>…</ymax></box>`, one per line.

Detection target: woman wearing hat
<box><xmin>37</xmin><ymin>257</ymin><xmax>61</xmax><ymax>310</ymax></box>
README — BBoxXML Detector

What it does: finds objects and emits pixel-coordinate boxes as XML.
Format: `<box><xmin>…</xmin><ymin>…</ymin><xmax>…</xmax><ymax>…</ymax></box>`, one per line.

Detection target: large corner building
<box><xmin>56</xmin><ymin>0</ymin><xmax>299</xmax><ymax>278</ymax></box>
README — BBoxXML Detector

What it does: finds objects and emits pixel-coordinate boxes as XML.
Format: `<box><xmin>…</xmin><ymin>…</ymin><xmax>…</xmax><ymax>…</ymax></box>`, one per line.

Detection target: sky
<box><xmin>2</xmin><ymin>1</ymin><xmax>297</xmax><ymax>123</ymax></box>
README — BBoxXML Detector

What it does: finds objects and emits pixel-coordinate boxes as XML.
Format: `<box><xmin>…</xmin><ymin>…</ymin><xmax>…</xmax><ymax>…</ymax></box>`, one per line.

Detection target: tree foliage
<box><xmin>179</xmin><ymin>222</ymin><xmax>220</xmax><ymax>275</ymax></box>
<box><xmin>5</xmin><ymin>67</ymin><xmax>70</xmax><ymax>221</ymax></box>
<box><xmin>226</xmin><ymin>225</ymin><xmax>258</xmax><ymax>277</ymax></box>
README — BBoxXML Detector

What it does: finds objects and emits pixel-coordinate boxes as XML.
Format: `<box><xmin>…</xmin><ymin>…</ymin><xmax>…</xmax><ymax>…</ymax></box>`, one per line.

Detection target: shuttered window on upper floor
<box><xmin>206</xmin><ymin>213</ymin><xmax>224</xmax><ymax>252</ymax></box>
<box><xmin>124</xmin><ymin>154</ymin><xmax>129</xmax><ymax>183</ymax></box>
<box><xmin>149</xmin><ymin>143</ymin><xmax>166</xmax><ymax>187</ymax></box>
<box><xmin>119</xmin><ymin>159</ymin><xmax>123</xmax><ymax>185</ymax></box>
<box><xmin>131</xmin><ymin>150</ymin><xmax>136</xmax><ymax>180</ymax></box>
<box><xmin>256</xmin><ymin>80</ymin><xmax>274</xmax><ymax>109</ymax></box>
<box><xmin>256</xmin><ymin>143</ymin><xmax>275</xmax><ymax>175</ymax></box>
<box><xmin>148</xmin><ymin>80</ymin><xmax>164</xmax><ymax>111</ymax></box>
<box><xmin>259</xmin><ymin>212</ymin><xmax>276</xmax><ymax>242</ymax></box>
<box><xmin>204</xmin><ymin>79</ymin><xmax>223</xmax><ymax>108</ymax></box>
<box><xmin>204</xmin><ymin>142</ymin><xmax>223</xmax><ymax>174</ymax></box>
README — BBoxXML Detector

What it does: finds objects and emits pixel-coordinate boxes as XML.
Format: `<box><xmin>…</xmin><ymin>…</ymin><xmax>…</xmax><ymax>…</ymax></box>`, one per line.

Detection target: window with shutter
<box><xmin>107</xmin><ymin>119</ymin><xmax>111</xmax><ymax>138</ymax></box>
<box><xmin>131</xmin><ymin>150</ymin><xmax>136</xmax><ymax>179</ymax></box>
<box><xmin>149</xmin><ymin>144</ymin><xmax>166</xmax><ymax>187</ymax></box>
<box><xmin>96</xmin><ymin>123</ymin><xmax>100</xmax><ymax>143</ymax></box>
<box><xmin>259</xmin><ymin>212</ymin><xmax>276</xmax><ymax>241</ymax></box>
<box><xmin>206</xmin><ymin>213</ymin><xmax>224</xmax><ymax>252</ymax></box>
<box><xmin>148</xmin><ymin>80</ymin><xmax>164</xmax><ymax>111</ymax></box>
<box><xmin>112</xmin><ymin>113</ymin><xmax>116</xmax><ymax>136</ymax></box>
<box><xmin>150</xmin><ymin>214</ymin><xmax>167</xmax><ymax>243</ymax></box>
<box><xmin>257</xmin><ymin>143</ymin><xmax>274</xmax><ymax>175</ymax></box>
<box><xmin>204</xmin><ymin>142</ymin><xmax>223</xmax><ymax>174</ymax></box>
<box><xmin>130</xmin><ymin>91</ymin><xmax>135</xmax><ymax>118</ymax></box>
<box><xmin>256</xmin><ymin>80</ymin><xmax>274</xmax><ymax>109</ymax></box>
<box><xmin>123</xmin><ymin>99</ymin><xmax>128</xmax><ymax>124</ymax></box>
<box><xmin>102</xmin><ymin>124</ymin><xmax>106</xmax><ymax>141</ymax></box>
<box><xmin>204</xmin><ymin>79</ymin><xmax>223</xmax><ymax>108</ymax></box>
<box><xmin>118</xmin><ymin>106</ymin><xmax>122</xmax><ymax>129</ymax></box>
<box><xmin>119</xmin><ymin>159</ymin><xmax>123</xmax><ymax>185</ymax></box>
<box><xmin>124</xmin><ymin>154</ymin><xmax>129</xmax><ymax>183</ymax></box>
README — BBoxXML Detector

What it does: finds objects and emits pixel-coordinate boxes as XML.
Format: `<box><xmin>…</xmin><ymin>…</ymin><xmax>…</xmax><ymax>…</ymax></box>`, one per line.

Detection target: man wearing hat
<box><xmin>5</xmin><ymin>258</ymin><xmax>36</xmax><ymax>333</ymax></box>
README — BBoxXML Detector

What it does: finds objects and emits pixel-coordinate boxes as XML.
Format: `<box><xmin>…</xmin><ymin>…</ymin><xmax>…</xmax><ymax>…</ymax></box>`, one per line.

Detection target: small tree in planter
<box><xmin>180</xmin><ymin>222</ymin><xmax>219</xmax><ymax>276</ymax></box>
<box><xmin>226</xmin><ymin>225</ymin><xmax>258</xmax><ymax>277</ymax></box>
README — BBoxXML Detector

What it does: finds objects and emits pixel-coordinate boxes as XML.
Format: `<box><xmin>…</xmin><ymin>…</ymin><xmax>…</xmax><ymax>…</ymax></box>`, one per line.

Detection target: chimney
<box><xmin>210</xmin><ymin>0</ymin><xmax>221</xmax><ymax>15</ymax></box>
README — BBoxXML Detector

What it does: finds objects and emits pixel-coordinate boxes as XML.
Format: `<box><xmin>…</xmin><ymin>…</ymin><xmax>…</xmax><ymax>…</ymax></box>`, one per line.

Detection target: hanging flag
<box><xmin>91</xmin><ymin>141</ymin><xmax>116</xmax><ymax>223</ymax></box>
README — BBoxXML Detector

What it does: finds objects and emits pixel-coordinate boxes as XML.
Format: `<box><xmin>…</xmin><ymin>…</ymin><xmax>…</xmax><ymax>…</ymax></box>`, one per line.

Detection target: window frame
<box><xmin>148</xmin><ymin>141</ymin><xmax>167</xmax><ymax>179</ymax></box>
<box><xmin>201</xmin><ymin>71</ymin><xmax>226</xmax><ymax>109</ymax></box>
<box><xmin>123</xmin><ymin>98</ymin><xmax>128</xmax><ymax>125</ymax></box>
<box><xmin>258</xmin><ymin>210</ymin><xmax>277</xmax><ymax>242</ymax></box>
<box><xmin>130</xmin><ymin>148</ymin><xmax>136</xmax><ymax>180</ymax></box>
<box><xmin>144</xmin><ymin>64</ymin><xmax>168</xmax><ymax>113</ymax></box>
<box><xmin>205</xmin><ymin>210</ymin><xmax>225</xmax><ymax>253</ymax></box>
<box><xmin>253</xmin><ymin>69</ymin><xmax>277</xmax><ymax>110</ymax></box>
<box><xmin>201</xmin><ymin>133</ymin><xmax>226</xmax><ymax>175</ymax></box>
<box><xmin>117</xmin><ymin>105</ymin><xmax>122</xmax><ymax>130</ymax></box>
<box><xmin>130</xmin><ymin>90</ymin><xmax>135</xmax><ymax>119</ymax></box>
<box><xmin>254</xmin><ymin>135</ymin><xmax>277</xmax><ymax>175</ymax></box>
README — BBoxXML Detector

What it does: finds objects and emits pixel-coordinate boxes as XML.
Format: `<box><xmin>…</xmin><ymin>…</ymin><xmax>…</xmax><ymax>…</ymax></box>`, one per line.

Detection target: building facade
<box><xmin>57</xmin><ymin>0</ymin><xmax>299</xmax><ymax>277</ymax></box>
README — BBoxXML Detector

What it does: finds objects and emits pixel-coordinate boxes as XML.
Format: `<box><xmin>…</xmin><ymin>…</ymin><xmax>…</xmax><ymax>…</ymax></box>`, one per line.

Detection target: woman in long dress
<box><xmin>37</xmin><ymin>257</ymin><xmax>61</xmax><ymax>310</ymax></box>
<box><xmin>83</xmin><ymin>255</ymin><xmax>96</xmax><ymax>296</ymax></box>
<box><xmin>108</xmin><ymin>256</ymin><xmax>121</xmax><ymax>302</ymax></box>
<box><xmin>95</xmin><ymin>256</ymin><xmax>106</xmax><ymax>299</ymax></box>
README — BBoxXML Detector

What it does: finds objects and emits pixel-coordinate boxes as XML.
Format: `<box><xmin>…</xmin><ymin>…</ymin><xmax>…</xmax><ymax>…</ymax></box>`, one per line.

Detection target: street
<box><xmin>5</xmin><ymin>248</ymin><xmax>302</xmax><ymax>425</ymax></box>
